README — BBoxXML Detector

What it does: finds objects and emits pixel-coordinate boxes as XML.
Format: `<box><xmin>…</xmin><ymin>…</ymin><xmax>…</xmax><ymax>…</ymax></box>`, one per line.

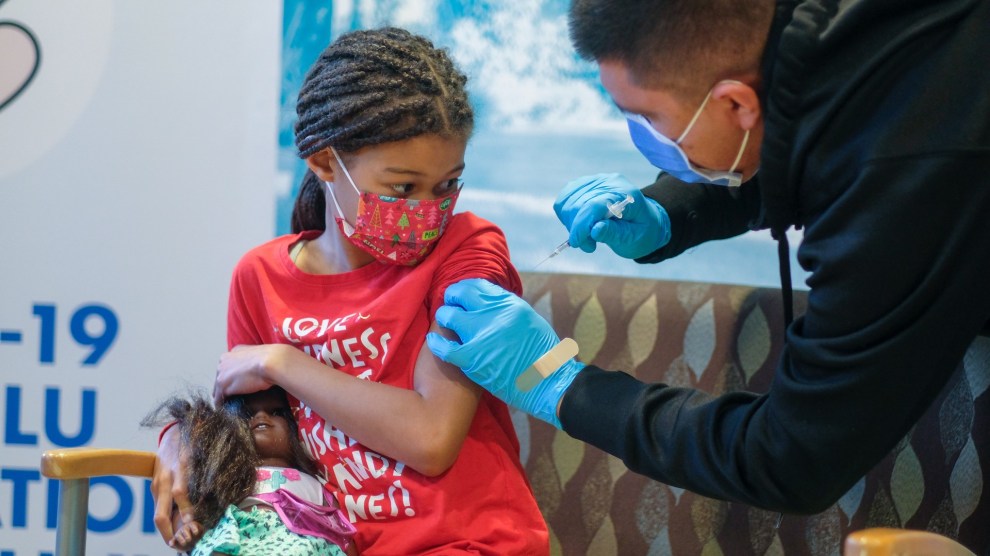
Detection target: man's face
<box><xmin>598</xmin><ymin>59</ymin><xmax>761</xmax><ymax>180</ymax></box>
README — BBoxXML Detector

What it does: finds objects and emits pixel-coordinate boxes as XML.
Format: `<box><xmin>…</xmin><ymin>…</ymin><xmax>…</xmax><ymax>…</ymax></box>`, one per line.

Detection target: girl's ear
<box><xmin>305</xmin><ymin>149</ymin><xmax>336</xmax><ymax>182</ymax></box>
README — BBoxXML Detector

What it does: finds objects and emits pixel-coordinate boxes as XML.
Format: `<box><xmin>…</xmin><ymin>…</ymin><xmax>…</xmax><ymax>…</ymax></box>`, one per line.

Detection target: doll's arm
<box><xmin>170</xmin><ymin>519</ymin><xmax>205</xmax><ymax>552</ymax></box>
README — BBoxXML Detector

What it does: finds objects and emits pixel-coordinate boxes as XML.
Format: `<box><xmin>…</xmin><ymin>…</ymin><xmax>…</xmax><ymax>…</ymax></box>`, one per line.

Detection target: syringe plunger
<box><xmin>607</xmin><ymin>194</ymin><xmax>635</xmax><ymax>219</ymax></box>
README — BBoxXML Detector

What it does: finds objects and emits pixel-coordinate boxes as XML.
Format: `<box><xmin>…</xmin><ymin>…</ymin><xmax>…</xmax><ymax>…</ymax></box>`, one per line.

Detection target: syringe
<box><xmin>535</xmin><ymin>194</ymin><xmax>635</xmax><ymax>268</ymax></box>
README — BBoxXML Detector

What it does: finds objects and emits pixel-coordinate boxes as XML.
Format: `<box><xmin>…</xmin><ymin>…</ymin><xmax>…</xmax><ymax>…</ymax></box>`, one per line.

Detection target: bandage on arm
<box><xmin>515</xmin><ymin>338</ymin><xmax>579</xmax><ymax>392</ymax></box>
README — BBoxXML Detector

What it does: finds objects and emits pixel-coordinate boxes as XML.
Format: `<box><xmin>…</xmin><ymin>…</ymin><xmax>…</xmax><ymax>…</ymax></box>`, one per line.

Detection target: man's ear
<box><xmin>712</xmin><ymin>81</ymin><xmax>762</xmax><ymax>131</ymax></box>
<box><xmin>305</xmin><ymin>150</ymin><xmax>335</xmax><ymax>182</ymax></box>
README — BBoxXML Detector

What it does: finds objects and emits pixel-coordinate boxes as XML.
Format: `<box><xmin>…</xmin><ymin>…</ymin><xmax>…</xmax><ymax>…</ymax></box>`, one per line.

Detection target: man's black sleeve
<box><xmin>635</xmin><ymin>173</ymin><xmax>764</xmax><ymax>264</ymax></box>
<box><xmin>558</xmin><ymin>154</ymin><xmax>990</xmax><ymax>514</ymax></box>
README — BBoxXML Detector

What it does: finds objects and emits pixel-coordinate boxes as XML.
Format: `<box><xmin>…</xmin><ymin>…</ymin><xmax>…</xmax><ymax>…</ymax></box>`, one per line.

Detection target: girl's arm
<box><xmin>151</xmin><ymin>427</ymin><xmax>201</xmax><ymax>550</ymax></box>
<box><xmin>215</xmin><ymin>321</ymin><xmax>481</xmax><ymax>477</ymax></box>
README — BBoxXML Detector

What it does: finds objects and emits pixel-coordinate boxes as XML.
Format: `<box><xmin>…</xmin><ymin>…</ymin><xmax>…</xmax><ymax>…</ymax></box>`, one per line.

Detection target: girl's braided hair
<box><xmin>291</xmin><ymin>27</ymin><xmax>473</xmax><ymax>232</ymax></box>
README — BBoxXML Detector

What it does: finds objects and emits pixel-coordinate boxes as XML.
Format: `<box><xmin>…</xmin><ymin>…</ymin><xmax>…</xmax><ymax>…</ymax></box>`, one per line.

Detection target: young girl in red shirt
<box><xmin>154</xmin><ymin>27</ymin><xmax>548</xmax><ymax>555</ymax></box>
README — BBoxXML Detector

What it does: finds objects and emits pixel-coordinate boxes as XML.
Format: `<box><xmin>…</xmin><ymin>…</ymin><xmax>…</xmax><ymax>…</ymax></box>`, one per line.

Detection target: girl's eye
<box><xmin>389</xmin><ymin>183</ymin><xmax>414</xmax><ymax>195</ymax></box>
<box><xmin>388</xmin><ymin>179</ymin><xmax>461</xmax><ymax>197</ymax></box>
<box><xmin>272</xmin><ymin>408</ymin><xmax>292</xmax><ymax>419</ymax></box>
<box><xmin>438</xmin><ymin>178</ymin><xmax>462</xmax><ymax>193</ymax></box>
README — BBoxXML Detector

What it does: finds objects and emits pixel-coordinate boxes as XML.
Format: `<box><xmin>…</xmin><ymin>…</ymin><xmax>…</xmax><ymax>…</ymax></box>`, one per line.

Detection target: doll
<box><xmin>144</xmin><ymin>387</ymin><xmax>356</xmax><ymax>555</ymax></box>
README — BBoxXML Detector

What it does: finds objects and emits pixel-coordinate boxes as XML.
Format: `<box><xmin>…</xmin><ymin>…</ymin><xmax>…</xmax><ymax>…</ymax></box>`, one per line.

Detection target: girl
<box><xmin>155</xmin><ymin>27</ymin><xmax>549</xmax><ymax>555</ymax></box>
<box><xmin>145</xmin><ymin>388</ymin><xmax>355</xmax><ymax>555</ymax></box>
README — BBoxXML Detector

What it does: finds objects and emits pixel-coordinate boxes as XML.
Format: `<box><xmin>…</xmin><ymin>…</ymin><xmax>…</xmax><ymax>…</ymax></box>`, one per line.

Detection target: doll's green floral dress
<box><xmin>193</xmin><ymin>467</ymin><xmax>355</xmax><ymax>556</ymax></box>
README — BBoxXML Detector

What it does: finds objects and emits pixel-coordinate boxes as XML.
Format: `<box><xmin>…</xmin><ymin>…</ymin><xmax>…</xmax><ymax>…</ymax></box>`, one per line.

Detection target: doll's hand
<box><xmin>152</xmin><ymin>425</ymin><xmax>195</xmax><ymax>548</ymax></box>
<box><xmin>170</xmin><ymin>519</ymin><xmax>204</xmax><ymax>552</ymax></box>
<box><xmin>214</xmin><ymin>344</ymin><xmax>298</xmax><ymax>404</ymax></box>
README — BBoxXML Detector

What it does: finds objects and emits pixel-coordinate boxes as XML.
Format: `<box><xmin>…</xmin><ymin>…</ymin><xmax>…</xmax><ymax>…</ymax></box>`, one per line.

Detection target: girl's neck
<box><xmin>295</xmin><ymin>221</ymin><xmax>377</xmax><ymax>275</ymax></box>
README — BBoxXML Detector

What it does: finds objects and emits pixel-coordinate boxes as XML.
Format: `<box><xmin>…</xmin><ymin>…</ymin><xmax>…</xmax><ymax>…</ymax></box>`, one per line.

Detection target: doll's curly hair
<box><xmin>143</xmin><ymin>387</ymin><xmax>317</xmax><ymax>530</ymax></box>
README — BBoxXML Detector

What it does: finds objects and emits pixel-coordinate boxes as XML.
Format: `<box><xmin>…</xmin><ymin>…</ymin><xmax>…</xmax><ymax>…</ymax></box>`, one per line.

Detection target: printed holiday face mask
<box><xmin>325</xmin><ymin>147</ymin><xmax>460</xmax><ymax>266</ymax></box>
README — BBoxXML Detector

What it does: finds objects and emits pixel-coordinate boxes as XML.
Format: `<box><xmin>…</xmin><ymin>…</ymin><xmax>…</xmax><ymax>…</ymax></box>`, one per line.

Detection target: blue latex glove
<box><xmin>426</xmin><ymin>278</ymin><xmax>584</xmax><ymax>429</ymax></box>
<box><xmin>554</xmin><ymin>173</ymin><xmax>671</xmax><ymax>259</ymax></box>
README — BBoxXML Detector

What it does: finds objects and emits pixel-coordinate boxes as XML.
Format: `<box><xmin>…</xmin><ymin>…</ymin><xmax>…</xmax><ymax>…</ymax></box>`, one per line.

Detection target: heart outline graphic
<box><xmin>0</xmin><ymin>2</ymin><xmax>41</xmax><ymax>112</ymax></box>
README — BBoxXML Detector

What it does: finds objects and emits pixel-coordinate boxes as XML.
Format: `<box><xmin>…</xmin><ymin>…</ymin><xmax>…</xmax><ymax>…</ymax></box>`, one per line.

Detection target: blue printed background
<box><xmin>277</xmin><ymin>1</ymin><xmax>808</xmax><ymax>288</ymax></box>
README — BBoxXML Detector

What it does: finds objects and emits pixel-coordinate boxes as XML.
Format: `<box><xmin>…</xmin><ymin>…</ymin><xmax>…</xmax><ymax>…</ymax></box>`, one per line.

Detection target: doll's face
<box><xmin>243</xmin><ymin>388</ymin><xmax>294</xmax><ymax>465</ymax></box>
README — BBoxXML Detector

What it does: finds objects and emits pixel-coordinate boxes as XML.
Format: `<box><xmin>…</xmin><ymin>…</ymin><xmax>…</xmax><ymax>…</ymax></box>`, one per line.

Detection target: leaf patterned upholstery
<box><xmin>515</xmin><ymin>272</ymin><xmax>989</xmax><ymax>555</ymax></box>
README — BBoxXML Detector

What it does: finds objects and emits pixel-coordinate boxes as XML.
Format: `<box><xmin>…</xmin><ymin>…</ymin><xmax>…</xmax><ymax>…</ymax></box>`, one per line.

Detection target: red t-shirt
<box><xmin>227</xmin><ymin>213</ymin><xmax>549</xmax><ymax>555</ymax></box>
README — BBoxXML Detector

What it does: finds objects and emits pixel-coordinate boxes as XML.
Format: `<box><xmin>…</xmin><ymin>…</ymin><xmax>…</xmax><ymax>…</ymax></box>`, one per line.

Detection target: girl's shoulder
<box><xmin>238</xmin><ymin>231</ymin><xmax>318</xmax><ymax>265</ymax></box>
<box><xmin>231</xmin><ymin>231</ymin><xmax>320</xmax><ymax>279</ymax></box>
<box><xmin>441</xmin><ymin>211</ymin><xmax>508</xmax><ymax>244</ymax></box>
<box><xmin>428</xmin><ymin>212</ymin><xmax>513</xmax><ymax>265</ymax></box>
<box><xmin>425</xmin><ymin>211</ymin><xmax>522</xmax><ymax>304</ymax></box>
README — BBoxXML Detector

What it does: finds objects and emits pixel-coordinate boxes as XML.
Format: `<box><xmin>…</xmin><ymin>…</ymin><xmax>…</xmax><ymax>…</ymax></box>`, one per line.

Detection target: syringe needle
<box><xmin>535</xmin><ymin>239</ymin><xmax>570</xmax><ymax>268</ymax></box>
<box><xmin>537</xmin><ymin>194</ymin><xmax>634</xmax><ymax>269</ymax></box>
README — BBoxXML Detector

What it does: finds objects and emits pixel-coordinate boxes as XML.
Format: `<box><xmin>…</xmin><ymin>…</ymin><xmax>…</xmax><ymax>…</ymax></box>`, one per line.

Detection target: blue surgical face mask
<box><xmin>624</xmin><ymin>81</ymin><xmax>750</xmax><ymax>187</ymax></box>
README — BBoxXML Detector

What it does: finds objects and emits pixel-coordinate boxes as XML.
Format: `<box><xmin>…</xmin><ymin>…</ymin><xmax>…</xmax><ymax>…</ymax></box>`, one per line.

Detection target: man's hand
<box><xmin>426</xmin><ymin>278</ymin><xmax>584</xmax><ymax>429</ymax></box>
<box><xmin>554</xmin><ymin>173</ymin><xmax>671</xmax><ymax>259</ymax></box>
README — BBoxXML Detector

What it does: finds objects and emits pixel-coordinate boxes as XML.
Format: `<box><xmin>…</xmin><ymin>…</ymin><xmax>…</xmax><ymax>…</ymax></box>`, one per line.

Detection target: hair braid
<box><xmin>294</xmin><ymin>27</ymin><xmax>472</xmax><ymax>157</ymax></box>
<box><xmin>291</xmin><ymin>27</ymin><xmax>473</xmax><ymax>231</ymax></box>
<box><xmin>291</xmin><ymin>170</ymin><xmax>325</xmax><ymax>233</ymax></box>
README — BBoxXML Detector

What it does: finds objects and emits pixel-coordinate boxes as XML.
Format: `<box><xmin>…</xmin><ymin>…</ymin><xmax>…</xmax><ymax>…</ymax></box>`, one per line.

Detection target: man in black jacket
<box><xmin>426</xmin><ymin>0</ymin><xmax>990</xmax><ymax>547</ymax></box>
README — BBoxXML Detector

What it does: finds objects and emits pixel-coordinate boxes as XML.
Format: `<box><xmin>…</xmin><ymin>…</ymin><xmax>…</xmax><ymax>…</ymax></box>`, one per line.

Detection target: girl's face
<box><xmin>337</xmin><ymin>133</ymin><xmax>467</xmax><ymax>199</ymax></box>
<box><xmin>313</xmin><ymin>133</ymin><xmax>468</xmax><ymax>221</ymax></box>
<box><xmin>242</xmin><ymin>389</ymin><xmax>294</xmax><ymax>467</ymax></box>
<box><xmin>304</xmin><ymin>133</ymin><xmax>469</xmax><ymax>270</ymax></box>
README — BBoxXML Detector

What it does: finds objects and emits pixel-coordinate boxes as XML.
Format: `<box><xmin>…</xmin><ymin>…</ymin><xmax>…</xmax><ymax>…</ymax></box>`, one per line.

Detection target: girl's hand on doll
<box><xmin>152</xmin><ymin>425</ymin><xmax>195</xmax><ymax>547</ymax></box>
<box><xmin>214</xmin><ymin>344</ymin><xmax>300</xmax><ymax>404</ymax></box>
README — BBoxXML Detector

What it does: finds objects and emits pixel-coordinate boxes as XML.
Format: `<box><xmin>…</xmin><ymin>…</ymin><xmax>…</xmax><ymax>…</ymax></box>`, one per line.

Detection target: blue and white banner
<box><xmin>0</xmin><ymin>1</ymin><xmax>280</xmax><ymax>554</ymax></box>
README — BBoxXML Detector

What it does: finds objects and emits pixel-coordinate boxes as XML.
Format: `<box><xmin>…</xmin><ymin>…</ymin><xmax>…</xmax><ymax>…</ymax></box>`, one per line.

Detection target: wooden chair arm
<box><xmin>845</xmin><ymin>528</ymin><xmax>975</xmax><ymax>556</ymax></box>
<box><xmin>41</xmin><ymin>448</ymin><xmax>156</xmax><ymax>480</ymax></box>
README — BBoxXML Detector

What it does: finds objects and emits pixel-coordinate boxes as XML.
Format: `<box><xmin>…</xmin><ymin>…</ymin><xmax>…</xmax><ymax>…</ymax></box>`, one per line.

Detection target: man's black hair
<box><xmin>568</xmin><ymin>0</ymin><xmax>774</xmax><ymax>99</ymax></box>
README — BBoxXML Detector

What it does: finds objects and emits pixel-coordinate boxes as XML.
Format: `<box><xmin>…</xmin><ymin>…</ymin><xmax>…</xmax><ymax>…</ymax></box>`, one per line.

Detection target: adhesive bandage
<box><xmin>515</xmin><ymin>338</ymin><xmax>579</xmax><ymax>392</ymax></box>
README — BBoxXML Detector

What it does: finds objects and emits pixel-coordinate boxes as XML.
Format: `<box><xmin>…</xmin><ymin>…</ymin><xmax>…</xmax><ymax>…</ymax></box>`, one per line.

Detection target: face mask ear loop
<box><xmin>675</xmin><ymin>88</ymin><xmax>714</xmax><ymax>145</ymax></box>
<box><xmin>677</xmin><ymin>80</ymin><xmax>747</xmax><ymax>145</ymax></box>
<box><xmin>327</xmin><ymin>146</ymin><xmax>362</xmax><ymax>235</ymax></box>
<box><xmin>329</xmin><ymin>147</ymin><xmax>361</xmax><ymax>196</ymax></box>
<box><xmin>729</xmin><ymin>129</ymin><xmax>750</xmax><ymax>174</ymax></box>
<box><xmin>324</xmin><ymin>181</ymin><xmax>356</xmax><ymax>236</ymax></box>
